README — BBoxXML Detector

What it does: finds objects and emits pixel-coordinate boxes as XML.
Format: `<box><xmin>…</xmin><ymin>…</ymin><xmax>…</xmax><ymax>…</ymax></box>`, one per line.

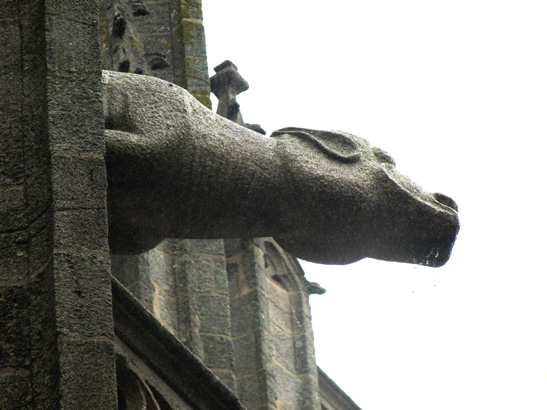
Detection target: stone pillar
<box><xmin>0</xmin><ymin>1</ymin><xmax>117</xmax><ymax>408</ymax></box>
<box><xmin>170</xmin><ymin>239</ymin><xmax>237</xmax><ymax>391</ymax></box>
<box><xmin>226</xmin><ymin>239</ymin><xmax>322</xmax><ymax>410</ymax></box>
<box><xmin>172</xmin><ymin>0</ymin><xmax>212</xmax><ymax>107</ymax></box>
<box><xmin>110</xmin><ymin>239</ymin><xmax>238</xmax><ymax>391</ymax></box>
<box><xmin>99</xmin><ymin>0</ymin><xmax>211</xmax><ymax>108</ymax></box>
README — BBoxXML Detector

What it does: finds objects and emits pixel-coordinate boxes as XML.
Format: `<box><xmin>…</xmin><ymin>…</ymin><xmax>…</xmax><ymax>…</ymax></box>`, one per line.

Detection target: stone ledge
<box><xmin>112</xmin><ymin>277</ymin><xmax>245</xmax><ymax>410</ymax></box>
<box><xmin>318</xmin><ymin>366</ymin><xmax>362</xmax><ymax>410</ymax></box>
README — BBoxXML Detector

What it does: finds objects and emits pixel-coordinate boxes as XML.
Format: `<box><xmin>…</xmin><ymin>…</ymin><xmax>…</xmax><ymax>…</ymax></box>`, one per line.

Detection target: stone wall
<box><xmin>1</xmin><ymin>1</ymin><xmax>117</xmax><ymax>408</ymax></box>
<box><xmin>111</xmin><ymin>239</ymin><xmax>238</xmax><ymax>390</ymax></box>
<box><xmin>1</xmin><ymin>1</ymin><xmax>361</xmax><ymax>408</ymax></box>
<box><xmin>99</xmin><ymin>0</ymin><xmax>211</xmax><ymax>107</ymax></box>
<box><xmin>226</xmin><ymin>238</ymin><xmax>322</xmax><ymax>410</ymax></box>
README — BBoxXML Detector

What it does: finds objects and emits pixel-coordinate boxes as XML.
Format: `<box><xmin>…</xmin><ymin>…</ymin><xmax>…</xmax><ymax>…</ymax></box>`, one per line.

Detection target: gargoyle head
<box><xmin>270</xmin><ymin>127</ymin><xmax>459</xmax><ymax>267</ymax></box>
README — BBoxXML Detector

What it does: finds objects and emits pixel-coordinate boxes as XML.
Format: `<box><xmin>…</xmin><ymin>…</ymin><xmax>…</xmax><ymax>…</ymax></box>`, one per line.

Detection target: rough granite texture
<box><xmin>226</xmin><ymin>238</ymin><xmax>322</xmax><ymax>409</ymax></box>
<box><xmin>99</xmin><ymin>0</ymin><xmax>211</xmax><ymax>108</ymax></box>
<box><xmin>111</xmin><ymin>239</ymin><xmax>238</xmax><ymax>391</ymax></box>
<box><xmin>1</xmin><ymin>1</ymin><xmax>117</xmax><ymax>409</ymax></box>
<box><xmin>102</xmin><ymin>70</ymin><xmax>459</xmax><ymax>266</ymax></box>
<box><xmin>1</xmin><ymin>0</ymin><xmax>458</xmax><ymax>408</ymax></box>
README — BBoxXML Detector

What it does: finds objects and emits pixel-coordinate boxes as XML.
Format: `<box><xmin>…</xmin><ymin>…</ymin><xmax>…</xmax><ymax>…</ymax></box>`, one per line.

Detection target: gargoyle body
<box><xmin>103</xmin><ymin>71</ymin><xmax>459</xmax><ymax>266</ymax></box>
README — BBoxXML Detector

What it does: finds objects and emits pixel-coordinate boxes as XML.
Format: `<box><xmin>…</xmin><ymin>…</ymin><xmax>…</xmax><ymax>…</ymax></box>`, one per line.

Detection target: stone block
<box><xmin>183</xmin><ymin>55</ymin><xmax>209</xmax><ymax>83</ymax></box>
<box><xmin>21</xmin><ymin>94</ymin><xmax>49</xmax><ymax>177</ymax></box>
<box><xmin>226</xmin><ymin>261</ymin><xmax>240</xmax><ymax>297</ymax></box>
<box><xmin>53</xmin><ymin>208</ymin><xmax>108</xmax><ymax>251</ymax></box>
<box><xmin>271</xmin><ymin>325</ymin><xmax>296</xmax><ymax>373</ymax></box>
<box><xmin>194</xmin><ymin>238</ymin><xmax>225</xmax><ymax>255</ymax></box>
<box><xmin>24</xmin><ymin>169</ymin><xmax>51</xmax><ymax>228</ymax></box>
<box><xmin>0</xmin><ymin>286</ymin><xmax>31</xmax><ymax>368</ymax></box>
<box><xmin>293</xmin><ymin>334</ymin><xmax>316</xmax><ymax>374</ymax></box>
<box><xmin>50</xmin><ymin>153</ymin><xmax>107</xmax><ymax>209</ymax></box>
<box><xmin>133</xmin><ymin>2</ymin><xmax>171</xmax><ymax>34</ymax></box>
<box><xmin>126</xmin><ymin>280</ymin><xmax>155</xmax><ymax>313</ymax></box>
<box><xmin>27</xmin><ymin>263</ymin><xmax>57</xmax><ymax>360</ymax></box>
<box><xmin>202</xmin><ymin>334</ymin><xmax>235</xmax><ymax>369</ymax></box>
<box><xmin>27</xmin><ymin>206</ymin><xmax>52</xmax><ymax>275</ymax></box>
<box><xmin>230</xmin><ymin>289</ymin><xmax>270</xmax><ymax>337</ymax></box>
<box><xmin>242</xmin><ymin>246</ymin><xmax>268</xmax><ymax>291</ymax></box>
<box><xmin>29</xmin><ymin>343</ymin><xmax>60</xmax><ymax>410</ymax></box>
<box><xmin>52</xmin><ymin>250</ymin><xmax>113</xmax><ymax>339</ymax></box>
<box><xmin>214</xmin><ymin>371</ymin><xmax>237</xmax><ymax>393</ymax></box>
<box><xmin>272</xmin><ymin>364</ymin><xmax>299</xmax><ymax>410</ymax></box>
<box><xmin>0</xmin><ymin>1</ymin><xmax>20</xmax><ymax>23</ymax></box>
<box><xmin>0</xmin><ymin>370</ymin><xmax>32</xmax><ymax>409</ymax></box>
<box><xmin>0</xmin><ymin>185</ymin><xmax>27</xmax><ymax>235</ymax></box>
<box><xmin>190</xmin><ymin>254</ymin><xmax>214</xmax><ymax>294</ymax></box>
<box><xmin>172</xmin><ymin>256</ymin><xmax>196</xmax><ymax>292</ymax></box>
<box><xmin>174</xmin><ymin>0</ymin><xmax>204</xmax><ymax>20</ymax></box>
<box><xmin>289</xmin><ymin>292</ymin><xmax>314</xmax><ymax>334</ymax></box>
<box><xmin>156</xmin><ymin>286</ymin><xmax>177</xmax><ymax>331</ymax></box>
<box><xmin>236</xmin><ymin>369</ymin><xmax>272</xmax><ymax>410</ymax></box>
<box><xmin>19</xmin><ymin>2</ymin><xmax>47</xmax><ymax>97</ymax></box>
<box><xmin>112</xmin><ymin>252</ymin><xmax>157</xmax><ymax>314</ymax></box>
<box><xmin>46</xmin><ymin>73</ymin><xmax>104</xmax><ymax>154</ymax></box>
<box><xmin>198</xmin><ymin>295</ymin><xmax>231</xmax><ymax>336</ymax></box>
<box><xmin>0</xmin><ymin>23</ymin><xmax>22</xmax><ymax>80</ymax></box>
<box><xmin>188</xmin><ymin>89</ymin><xmax>212</xmax><ymax>109</ymax></box>
<box><xmin>45</xmin><ymin>0</ymin><xmax>99</xmax><ymax>26</ymax></box>
<box><xmin>19</xmin><ymin>0</ymin><xmax>46</xmax><ymax>20</ymax></box>
<box><xmin>44</xmin><ymin>14</ymin><xmax>101</xmax><ymax>73</ymax></box>
<box><xmin>185</xmin><ymin>73</ymin><xmax>210</xmax><ymax>93</ymax></box>
<box><xmin>213</xmin><ymin>256</ymin><xmax>229</xmax><ymax>295</ymax></box>
<box><xmin>110</xmin><ymin>253</ymin><xmax>144</xmax><ymax>288</ymax></box>
<box><xmin>223</xmin><ymin>238</ymin><xmax>248</xmax><ymax>259</ymax></box>
<box><xmin>0</xmin><ymin>106</ymin><xmax>24</xmax><ymax>187</ymax></box>
<box><xmin>147</xmin><ymin>248</ymin><xmax>172</xmax><ymax>287</ymax></box>
<box><xmin>56</xmin><ymin>336</ymin><xmax>117</xmax><ymax>409</ymax></box>
<box><xmin>268</xmin><ymin>288</ymin><xmax>293</xmax><ymax>333</ymax></box>
<box><xmin>232</xmin><ymin>331</ymin><xmax>263</xmax><ymax>375</ymax></box>
<box><xmin>298</xmin><ymin>377</ymin><xmax>321</xmax><ymax>410</ymax></box>
<box><xmin>0</xmin><ymin>232</ymin><xmax>29</xmax><ymax>283</ymax></box>
<box><xmin>171</xmin><ymin>19</ymin><xmax>205</xmax><ymax>59</ymax></box>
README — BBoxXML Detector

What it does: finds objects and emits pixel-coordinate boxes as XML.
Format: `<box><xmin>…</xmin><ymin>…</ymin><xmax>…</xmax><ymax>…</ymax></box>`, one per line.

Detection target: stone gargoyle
<box><xmin>102</xmin><ymin>71</ymin><xmax>459</xmax><ymax>267</ymax></box>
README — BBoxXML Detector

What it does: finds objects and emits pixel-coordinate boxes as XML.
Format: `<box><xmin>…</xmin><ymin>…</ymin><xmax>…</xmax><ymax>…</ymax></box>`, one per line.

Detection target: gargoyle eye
<box><xmin>372</xmin><ymin>147</ymin><xmax>396</xmax><ymax>166</ymax></box>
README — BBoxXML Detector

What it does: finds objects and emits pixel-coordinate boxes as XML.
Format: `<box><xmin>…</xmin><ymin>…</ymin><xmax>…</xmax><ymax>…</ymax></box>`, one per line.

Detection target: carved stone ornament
<box><xmin>103</xmin><ymin>71</ymin><xmax>459</xmax><ymax>266</ymax></box>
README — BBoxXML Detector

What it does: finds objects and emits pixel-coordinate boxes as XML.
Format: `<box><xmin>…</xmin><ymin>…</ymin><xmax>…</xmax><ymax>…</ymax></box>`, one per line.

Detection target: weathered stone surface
<box><xmin>113</xmin><ymin>279</ymin><xmax>245</xmax><ymax>409</ymax></box>
<box><xmin>1</xmin><ymin>1</ymin><xmax>117</xmax><ymax>408</ymax></box>
<box><xmin>52</xmin><ymin>251</ymin><xmax>113</xmax><ymax>338</ymax></box>
<box><xmin>0</xmin><ymin>369</ymin><xmax>32</xmax><ymax>409</ymax></box>
<box><xmin>51</xmin><ymin>153</ymin><xmax>108</xmax><ymax>209</ymax></box>
<box><xmin>318</xmin><ymin>367</ymin><xmax>362</xmax><ymax>410</ymax></box>
<box><xmin>46</xmin><ymin>73</ymin><xmax>105</xmax><ymax>153</ymax></box>
<box><xmin>210</xmin><ymin>60</ymin><xmax>249</xmax><ymax>124</ymax></box>
<box><xmin>202</xmin><ymin>334</ymin><xmax>235</xmax><ymax>369</ymax></box>
<box><xmin>103</xmin><ymin>70</ymin><xmax>459</xmax><ymax>266</ymax></box>
<box><xmin>56</xmin><ymin>337</ymin><xmax>117</xmax><ymax>409</ymax></box>
<box><xmin>226</xmin><ymin>238</ymin><xmax>323</xmax><ymax>409</ymax></box>
<box><xmin>99</xmin><ymin>0</ymin><xmax>212</xmax><ymax>106</ymax></box>
<box><xmin>198</xmin><ymin>295</ymin><xmax>231</xmax><ymax>336</ymax></box>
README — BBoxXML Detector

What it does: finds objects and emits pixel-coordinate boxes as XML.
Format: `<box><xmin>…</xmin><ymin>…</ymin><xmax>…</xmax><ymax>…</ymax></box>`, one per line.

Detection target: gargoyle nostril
<box><xmin>433</xmin><ymin>193</ymin><xmax>458</xmax><ymax>212</ymax></box>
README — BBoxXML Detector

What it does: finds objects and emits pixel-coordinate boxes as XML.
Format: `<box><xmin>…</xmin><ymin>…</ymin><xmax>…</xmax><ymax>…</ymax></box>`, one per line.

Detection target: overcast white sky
<box><xmin>202</xmin><ymin>1</ymin><xmax>547</xmax><ymax>408</ymax></box>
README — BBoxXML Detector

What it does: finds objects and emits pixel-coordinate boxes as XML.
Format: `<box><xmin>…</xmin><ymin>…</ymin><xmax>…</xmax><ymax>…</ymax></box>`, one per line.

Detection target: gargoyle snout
<box><xmin>432</xmin><ymin>192</ymin><xmax>458</xmax><ymax>212</ymax></box>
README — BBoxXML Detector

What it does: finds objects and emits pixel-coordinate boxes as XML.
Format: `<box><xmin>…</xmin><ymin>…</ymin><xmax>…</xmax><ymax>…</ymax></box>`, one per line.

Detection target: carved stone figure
<box><xmin>103</xmin><ymin>71</ymin><xmax>459</xmax><ymax>266</ymax></box>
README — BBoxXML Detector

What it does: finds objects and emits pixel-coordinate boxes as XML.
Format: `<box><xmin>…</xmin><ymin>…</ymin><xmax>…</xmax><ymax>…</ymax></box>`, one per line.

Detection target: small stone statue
<box><xmin>102</xmin><ymin>71</ymin><xmax>459</xmax><ymax>266</ymax></box>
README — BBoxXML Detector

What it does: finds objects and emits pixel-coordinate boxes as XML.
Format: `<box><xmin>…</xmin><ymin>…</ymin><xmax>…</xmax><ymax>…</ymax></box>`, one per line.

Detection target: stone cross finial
<box><xmin>210</xmin><ymin>60</ymin><xmax>249</xmax><ymax>125</ymax></box>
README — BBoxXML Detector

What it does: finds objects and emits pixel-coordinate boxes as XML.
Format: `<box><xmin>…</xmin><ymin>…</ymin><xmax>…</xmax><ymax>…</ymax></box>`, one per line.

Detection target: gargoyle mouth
<box><xmin>412</xmin><ymin>234</ymin><xmax>458</xmax><ymax>267</ymax></box>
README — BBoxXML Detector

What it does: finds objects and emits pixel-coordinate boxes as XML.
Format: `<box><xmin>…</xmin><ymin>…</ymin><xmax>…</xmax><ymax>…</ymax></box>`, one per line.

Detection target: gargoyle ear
<box><xmin>270</xmin><ymin>127</ymin><xmax>361</xmax><ymax>163</ymax></box>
